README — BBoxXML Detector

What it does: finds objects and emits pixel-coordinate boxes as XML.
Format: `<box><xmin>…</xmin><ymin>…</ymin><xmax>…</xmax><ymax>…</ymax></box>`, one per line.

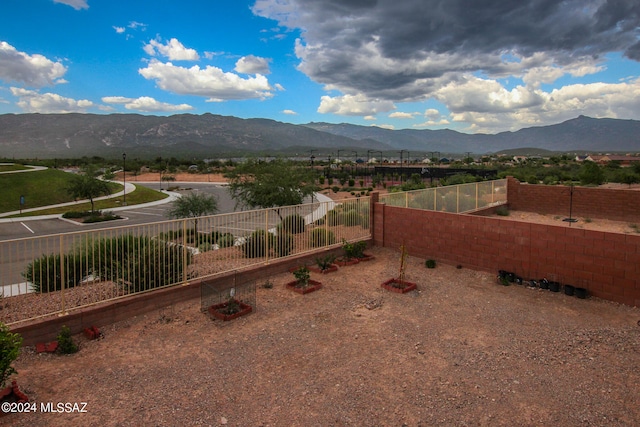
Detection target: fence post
<box><xmin>265</xmin><ymin>209</ymin><xmax>269</xmax><ymax>264</ymax></box>
<box><xmin>182</xmin><ymin>219</ymin><xmax>188</xmax><ymax>284</ymax></box>
<box><xmin>476</xmin><ymin>182</ymin><xmax>479</xmax><ymax>210</ymax></box>
<box><xmin>456</xmin><ymin>186</ymin><xmax>460</xmax><ymax>213</ymax></box>
<box><xmin>405</xmin><ymin>192</ymin><xmax>409</xmax><ymax>208</ymax></box>
<box><xmin>59</xmin><ymin>234</ymin><xmax>66</xmax><ymax>315</ymax></box>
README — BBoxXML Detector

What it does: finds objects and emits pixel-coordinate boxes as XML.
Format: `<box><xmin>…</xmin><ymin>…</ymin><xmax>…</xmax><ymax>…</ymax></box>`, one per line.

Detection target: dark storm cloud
<box><xmin>254</xmin><ymin>0</ymin><xmax>640</xmax><ymax>100</ymax></box>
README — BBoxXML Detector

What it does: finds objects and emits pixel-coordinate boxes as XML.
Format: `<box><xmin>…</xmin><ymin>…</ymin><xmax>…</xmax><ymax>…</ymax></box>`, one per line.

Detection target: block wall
<box><xmin>373</xmin><ymin>202</ymin><xmax>640</xmax><ymax>307</ymax></box>
<box><xmin>507</xmin><ymin>176</ymin><xmax>640</xmax><ymax>222</ymax></box>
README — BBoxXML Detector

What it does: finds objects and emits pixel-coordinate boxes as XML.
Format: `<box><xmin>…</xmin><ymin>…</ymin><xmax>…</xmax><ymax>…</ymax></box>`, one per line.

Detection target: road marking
<box><xmin>125</xmin><ymin>211</ymin><xmax>163</xmax><ymax>216</ymax></box>
<box><xmin>20</xmin><ymin>222</ymin><xmax>35</xmax><ymax>233</ymax></box>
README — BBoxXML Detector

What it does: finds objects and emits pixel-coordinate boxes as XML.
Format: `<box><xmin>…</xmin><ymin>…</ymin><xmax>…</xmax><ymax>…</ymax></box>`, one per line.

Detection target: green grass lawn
<box><xmin>0</xmin><ymin>164</ymin><xmax>29</xmax><ymax>172</ymax></box>
<box><xmin>0</xmin><ymin>169</ymin><xmax>167</xmax><ymax>216</ymax></box>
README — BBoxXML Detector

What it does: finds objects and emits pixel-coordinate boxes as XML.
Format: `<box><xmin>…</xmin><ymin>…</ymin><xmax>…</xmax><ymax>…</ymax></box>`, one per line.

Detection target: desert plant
<box><xmin>340</xmin><ymin>209</ymin><xmax>362</xmax><ymax>226</ymax></box>
<box><xmin>315</xmin><ymin>254</ymin><xmax>336</xmax><ymax>271</ymax></box>
<box><xmin>89</xmin><ymin>234</ymin><xmax>190</xmax><ymax>293</ymax></box>
<box><xmin>242</xmin><ymin>229</ymin><xmax>274</xmax><ymax>258</ymax></box>
<box><xmin>278</xmin><ymin>213</ymin><xmax>306</xmax><ymax>234</ymax></box>
<box><xmin>0</xmin><ymin>323</ymin><xmax>22</xmax><ymax>388</ymax></box>
<box><xmin>24</xmin><ymin>252</ymin><xmax>88</xmax><ymax>293</ymax></box>
<box><xmin>292</xmin><ymin>266</ymin><xmax>310</xmax><ymax>287</ymax></box>
<box><xmin>217</xmin><ymin>233</ymin><xmax>236</xmax><ymax>248</ymax></box>
<box><xmin>342</xmin><ymin>239</ymin><xmax>366</xmax><ymax>260</ymax></box>
<box><xmin>495</xmin><ymin>205</ymin><xmax>510</xmax><ymax>216</ymax></box>
<box><xmin>275</xmin><ymin>232</ymin><xmax>294</xmax><ymax>257</ymax></box>
<box><xmin>309</xmin><ymin>228</ymin><xmax>336</xmax><ymax>247</ymax></box>
<box><xmin>57</xmin><ymin>325</ymin><xmax>78</xmax><ymax>354</ymax></box>
<box><xmin>425</xmin><ymin>259</ymin><xmax>436</xmax><ymax>269</ymax></box>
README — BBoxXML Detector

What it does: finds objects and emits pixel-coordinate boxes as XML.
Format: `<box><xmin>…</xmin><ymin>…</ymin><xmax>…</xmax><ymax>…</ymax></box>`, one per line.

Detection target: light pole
<box><xmin>122</xmin><ymin>152</ymin><xmax>127</xmax><ymax>206</ymax></box>
<box><xmin>310</xmin><ymin>149</ymin><xmax>317</xmax><ymax>166</ymax></box>
<box><xmin>399</xmin><ymin>150</ymin><xmax>407</xmax><ymax>182</ymax></box>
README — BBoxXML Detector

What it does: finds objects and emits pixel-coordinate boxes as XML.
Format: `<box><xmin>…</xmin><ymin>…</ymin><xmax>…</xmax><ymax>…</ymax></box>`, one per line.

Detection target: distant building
<box><xmin>585</xmin><ymin>155</ymin><xmax>640</xmax><ymax>166</ymax></box>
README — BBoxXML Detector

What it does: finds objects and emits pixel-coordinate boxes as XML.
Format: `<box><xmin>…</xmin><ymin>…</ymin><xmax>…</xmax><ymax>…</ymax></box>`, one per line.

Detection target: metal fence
<box><xmin>380</xmin><ymin>179</ymin><xmax>507</xmax><ymax>213</ymax></box>
<box><xmin>0</xmin><ymin>196</ymin><xmax>370</xmax><ymax>326</ymax></box>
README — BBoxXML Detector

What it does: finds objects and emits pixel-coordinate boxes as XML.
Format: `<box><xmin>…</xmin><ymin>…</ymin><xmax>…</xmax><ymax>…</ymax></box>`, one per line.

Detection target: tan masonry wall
<box><xmin>12</xmin><ymin>247</ymin><xmax>349</xmax><ymax>346</ymax></box>
<box><xmin>372</xmin><ymin>198</ymin><xmax>639</xmax><ymax>308</ymax></box>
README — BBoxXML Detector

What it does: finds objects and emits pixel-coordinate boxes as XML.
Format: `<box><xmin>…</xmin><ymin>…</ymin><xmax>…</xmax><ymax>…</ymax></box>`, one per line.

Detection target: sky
<box><xmin>1</xmin><ymin>0</ymin><xmax>640</xmax><ymax>134</ymax></box>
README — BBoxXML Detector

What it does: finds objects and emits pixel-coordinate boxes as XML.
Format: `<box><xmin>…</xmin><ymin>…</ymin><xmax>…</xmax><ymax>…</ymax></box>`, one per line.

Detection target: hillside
<box><xmin>1</xmin><ymin>113</ymin><xmax>639</xmax><ymax>159</ymax></box>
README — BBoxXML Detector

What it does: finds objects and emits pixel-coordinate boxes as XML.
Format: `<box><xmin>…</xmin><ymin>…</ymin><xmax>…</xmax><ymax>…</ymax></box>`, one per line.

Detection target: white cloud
<box><xmin>282</xmin><ymin>109</ymin><xmax>297</xmax><ymax>115</ymax></box>
<box><xmin>113</xmin><ymin>26</ymin><xmax>125</xmax><ymax>34</ymax></box>
<box><xmin>317</xmin><ymin>94</ymin><xmax>395</xmax><ymax>116</ymax></box>
<box><xmin>364</xmin><ymin>115</ymin><xmax>376</xmax><ymax>121</ymax></box>
<box><xmin>53</xmin><ymin>0</ymin><xmax>88</xmax><ymax>10</ymax></box>
<box><xmin>235</xmin><ymin>55</ymin><xmax>271</xmax><ymax>74</ymax></box>
<box><xmin>424</xmin><ymin>108</ymin><xmax>442</xmax><ymax>120</ymax></box>
<box><xmin>0</xmin><ymin>41</ymin><xmax>67</xmax><ymax>87</ymax></box>
<box><xmin>139</xmin><ymin>60</ymin><xmax>274</xmax><ymax>101</ymax></box>
<box><xmin>389</xmin><ymin>111</ymin><xmax>417</xmax><ymax>119</ymax></box>
<box><xmin>11</xmin><ymin>87</ymin><xmax>93</xmax><ymax>113</ymax></box>
<box><xmin>434</xmin><ymin>76</ymin><xmax>640</xmax><ymax>132</ymax></box>
<box><xmin>102</xmin><ymin>96</ymin><xmax>194</xmax><ymax>112</ymax></box>
<box><xmin>144</xmin><ymin>38</ymin><xmax>199</xmax><ymax>61</ymax></box>
<box><xmin>128</xmin><ymin>21</ymin><xmax>147</xmax><ymax>30</ymax></box>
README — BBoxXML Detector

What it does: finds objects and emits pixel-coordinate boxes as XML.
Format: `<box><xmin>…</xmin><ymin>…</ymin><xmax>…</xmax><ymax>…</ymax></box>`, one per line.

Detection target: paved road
<box><xmin>0</xmin><ymin>183</ymin><xmax>235</xmax><ymax>241</ymax></box>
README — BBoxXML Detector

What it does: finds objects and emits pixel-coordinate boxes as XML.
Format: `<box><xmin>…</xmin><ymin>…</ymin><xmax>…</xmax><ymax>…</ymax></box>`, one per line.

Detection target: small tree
<box><xmin>167</xmin><ymin>192</ymin><xmax>219</xmax><ymax>236</ymax></box>
<box><xmin>225</xmin><ymin>158</ymin><xmax>317</xmax><ymax>218</ymax></box>
<box><xmin>67</xmin><ymin>167</ymin><xmax>111</xmax><ymax>213</ymax></box>
<box><xmin>0</xmin><ymin>323</ymin><xmax>22</xmax><ymax>388</ymax></box>
<box><xmin>579</xmin><ymin>162</ymin><xmax>604</xmax><ymax>185</ymax></box>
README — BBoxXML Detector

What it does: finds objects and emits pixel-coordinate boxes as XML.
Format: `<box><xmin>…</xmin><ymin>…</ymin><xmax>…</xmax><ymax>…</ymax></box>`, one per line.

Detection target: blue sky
<box><xmin>1</xmin><ymin>0</ymin><xmax>640</xmax><ymax>134</ymax></box>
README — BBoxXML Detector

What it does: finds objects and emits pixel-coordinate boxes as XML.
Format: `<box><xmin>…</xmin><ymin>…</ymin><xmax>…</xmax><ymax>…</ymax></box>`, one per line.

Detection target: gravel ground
<box><xmin>6</xmin><ymin>246</ymin><xmax>640</xmax><ymax>426</ymax></box>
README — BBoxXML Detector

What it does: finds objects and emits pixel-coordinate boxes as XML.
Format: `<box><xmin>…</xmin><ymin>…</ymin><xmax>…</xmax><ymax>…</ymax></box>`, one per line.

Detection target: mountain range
<box><xmin>0</xmin><ymin>113</ymin><xmax>638</xmax><ymax>159</ymax></box>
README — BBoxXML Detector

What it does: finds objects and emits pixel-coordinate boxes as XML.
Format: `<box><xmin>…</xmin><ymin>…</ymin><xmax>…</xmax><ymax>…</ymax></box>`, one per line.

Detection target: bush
<box><xmin>340</xmin><ymin>209</ymin><xmax>362</xmax><ymax>226</ymax></box>
<box><xmin>275</xmin><ymin>232</ymin><xmax>294</xmax><ymax>257</ymax></box>
<box><xmin>62</xmin><ymin>210</ymin><xmax>93</xmax><ymax>219</ymax></box>
<box><xmin>89</xmin><ymin>234</ymin><xmax>190</xmax><ymax>293</ymax></box>
<box><xmin>56</xmin><ymin>325</ymin><xmax>78</xmax><ymax>354</ymax></box>
<box><xmin>24</xmin><ymin>252</ymin><xmax>88</xmax><ymax>293</ymax></box>
<box><xmin>325</xmin><ymin>209</ymin><xmax>343</xmax><ymax>226</ymax></box>
<box><xmin>217</xmin><ymin>233</ymin><xmax>235</xmax><ymax>248</ymax></box>
<box><xmin>278</xmin><ymin>213</ymin><xmax>306</xmax><ymax>234</ymax></box>
<box><xmin>331</xmin><ymin>186</ymin><xmax>340</xmax><ymax>193</ymax></box>
<box><xmin>342</xmin><ymin>240</ymin><xmax>366</xmax><ymax>260</ymax></box>
<box><xmin>495</xmin><ymin>205</ymin><xmax>510</xmax><ymax>216</ymax></box>
<box><xmin>309</xmin><ymin>228</ymin><xmax>336</xmax><ymax>247</ymax></box>
<box><xmin>425</xmin><ymin>259</ymin><xmax>436</xmax><ymax>269</ymax></box>
<box><xmin>242</xmin><ymin>229</ymin><xmax>274</xmax><ymax>258</ymax></box>
<box><xmin>0</xmin><ymin>323</ymin><xmax>22</xmax><ymax>388</ymax></box>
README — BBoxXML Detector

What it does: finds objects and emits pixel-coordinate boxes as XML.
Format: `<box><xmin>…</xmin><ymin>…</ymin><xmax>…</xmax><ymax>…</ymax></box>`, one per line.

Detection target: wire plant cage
<box><xmin>200</xmin><ymin>271</ymin><xmax>256</xmax><ymax>323</ymax></box>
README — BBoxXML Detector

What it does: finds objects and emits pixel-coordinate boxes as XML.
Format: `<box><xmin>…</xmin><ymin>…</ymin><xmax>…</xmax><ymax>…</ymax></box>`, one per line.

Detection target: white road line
<box><xmin>20</xmin><ymin>222</ymin><xmax>35</xmax><ymax>233</ymax></box>
<box><xmin>126</xmin><ymin>211</ymin><xmax>163</xmax><ymax>216</ymax></box>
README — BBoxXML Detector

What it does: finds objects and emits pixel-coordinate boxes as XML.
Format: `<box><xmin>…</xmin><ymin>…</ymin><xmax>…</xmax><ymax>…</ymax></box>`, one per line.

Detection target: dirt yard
<box><xmin>7</xmin><ymin>246</ymin><xmax>639</xmax><ymax>426</ymax></box>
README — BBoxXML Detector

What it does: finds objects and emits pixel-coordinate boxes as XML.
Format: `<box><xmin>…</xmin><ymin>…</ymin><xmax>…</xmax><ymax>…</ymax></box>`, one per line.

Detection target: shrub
<box><xmin>495</xmin><ymin>206</ymin><xmax>510</xmax><ymax>216</ymax></box>
<box><xmin>315</xmin><ymin>254</ymin><xmax>336</xmax><ymax>271</ymax></box>
<box><xmin>275</xmin><ymin>232</ymin><xmax>294</xmax><ymax>257</ymax></box>
<box><xmin>89</xmin><ymin>234</ymin><xmax>190</xmax><ymax>293</ymax></box>
<box><xmin>0</xmin><ymin>323</ymin><xmax>22</xmax><ymax>388</ymax></box>
<box><xmin>331</xmin><ymin>186</ymin><xmax>340</xmax><ymax>193</ymax></box>
<box><xmin>242</xmin><ymin>229</ymin><xmax>274</xmax><ymax>258</ymax></box>
<box><xmin>342</xmin><ymin>239</ymin><xmax>366</xmax><ymax>260</ymax></box>
<box><xmin>425</xmin><ymin>259</ymin><xmax>436</xmax><ymax>269</ymax></box>
<box><xmin>325</xmin><ymin>209</ymin><xmax>343</xmax><ymax>226</ymax></box>
<box><xmin>278</xmin><ymin>213</ymin><xmax>306</xmax><ymax>234</ymax></box>
<box><xmin>339</xmin><ymin>209</ymin><xmax>362</xmax><ymax>226</ymax></box>
<box><xmin>62</xmin><ymin>210</ymin><xmax>93</xmax><ymax>219</ymax></box>
<box><xmin>56</xmin><ymin>325</ymin><xmax>78</xmax><ymax>354</ymax></box>
<box><xmin>292</xmin><ymin>266</ymin><xmax>310</xmax><ymax>287</ymax></box>
<box><xmin>24</xmin><ymin>252</ymin><xmax>88</xmax><ymax>293</ymax></box>
<box><xmin>348</xmin><ymin>179</ymin><xmax>355</xmax><ymax>187</ymax></box>
<box><xmin>309</xmin><ymin>228</ymin><xmax>336</xmax><ymax>247</ymax></box>
<box><xmin>217</xmin><ymin>233</ymin><xmax>235</xmax><ymax>248</ymax></box>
